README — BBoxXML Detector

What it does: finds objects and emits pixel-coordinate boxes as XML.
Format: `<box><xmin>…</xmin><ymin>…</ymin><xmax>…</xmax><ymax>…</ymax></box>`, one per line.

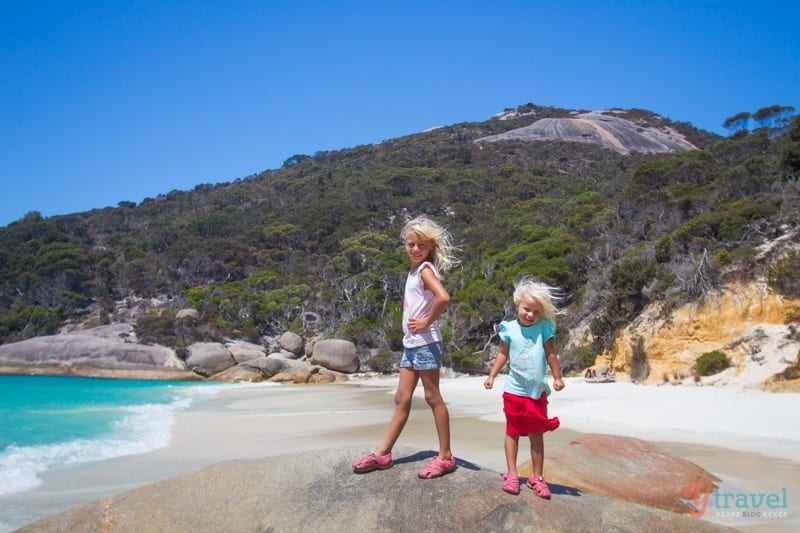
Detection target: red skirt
<box><xmin>503</xmin><ymin>392</ymin><xmax>560</xmax><ymax>436</ymax></box>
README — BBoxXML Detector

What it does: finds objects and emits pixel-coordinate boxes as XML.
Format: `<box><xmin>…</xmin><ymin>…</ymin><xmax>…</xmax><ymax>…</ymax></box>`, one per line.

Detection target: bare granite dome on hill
<box><xmin>476</xmin><ymin>110</ymin><xmax>698</xmax><ymax>154</ymax></box>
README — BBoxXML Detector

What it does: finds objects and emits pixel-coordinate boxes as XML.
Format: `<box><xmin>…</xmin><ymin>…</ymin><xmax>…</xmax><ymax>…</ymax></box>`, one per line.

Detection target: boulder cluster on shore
<box><xmin>0</xmin><ymin>321</ymin><xmax>362</xmax><ymax>383</ymax></box>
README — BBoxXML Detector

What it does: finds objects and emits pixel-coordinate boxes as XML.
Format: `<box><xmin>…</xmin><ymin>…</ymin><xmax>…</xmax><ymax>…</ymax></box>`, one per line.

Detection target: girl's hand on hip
<box><xmin>407</xmin><ymin>317</ymin><xmax>428</xmax><ymax>333</ymax></box>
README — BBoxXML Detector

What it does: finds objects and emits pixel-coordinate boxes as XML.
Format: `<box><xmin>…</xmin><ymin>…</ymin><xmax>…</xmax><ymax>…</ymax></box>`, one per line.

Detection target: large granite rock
<box><xmin>209</xmin><ymin>364</ymin><xmax>265</xmax><ymax>382</ymax></box>
<box><xmin>476</xmin><ymin>112</ymin><xmax>697</xmax><ymax>155</ymax></box>
<box><xmin>278</xmin><ymin>331</ymin><xmax>305</xmax><ymax>355</ymax></box>
<box><xmin>310</xmin><ymin>338</ymin><xmax>359</xmax><ymax>373</ymax></box>
<box><xmin>521</xmin><ymin>433</ymin><xmax>720</xmax><ymax>513</ymax></box>
<box><xmin>244</xmin><ymin>355</ymin><xmax>286</xmax><ymax>377</ymax></box>
<box><xmin>265</xmin><ymin>356</ymin><xmax>316</xmax><ymax>383</ymax></box>
<box><xmin>17</xmin><ymin>446</ymin><xmax>732</xmax><ymax>533</ymax></box>
<box><xmin>184</xmin><ymin>342</ymin><xmax>235</xmax><ymax>377</ymax></box>
<box><xmin>0</xmin><ymin>331</ymin><xmax>194</xmax><ymax>380</ymax></box>
<box><xmin>224</xmin><ymin>340</ymin><xmax>266</xmax><ymax>363</ymax></box>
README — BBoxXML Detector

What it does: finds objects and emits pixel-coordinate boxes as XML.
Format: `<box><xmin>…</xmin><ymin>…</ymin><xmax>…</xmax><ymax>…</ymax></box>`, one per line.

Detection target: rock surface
<box><xmin>0</xmin><ymin>330</ymin><xmax>194</xmax><ymax>380</ymax></box>
<box><xmin>476</xmin><ymin>111</ymin><xmax>697</xmax><ymax>154</ymax></box>
<box><xmin>520</xmin><ymin>434</ymin><xmax>720</xmax><ymax>513</ymax></box>
<box><xmin>184</xmin><ymin>342</ymin><xmax>235</xmax><ymax>376</ymax></box>
<box><xmin>225</xmin><ymin>340</ymin><xmax>266</xmax><ymax>362</ymax></box>
<box><xmin>17</xmin><ymin>446</ymin><xmax>733</xmax><ymax>533</ymax></box>
<box><xmin>310</xmin><ymin>338</ymin><xmax>360</xmax><ymax>373</ymax></box>
<box><xmin>278</xmin><ymin>331</ymin><xmax>305</xmax><ymax>355</ymax></box>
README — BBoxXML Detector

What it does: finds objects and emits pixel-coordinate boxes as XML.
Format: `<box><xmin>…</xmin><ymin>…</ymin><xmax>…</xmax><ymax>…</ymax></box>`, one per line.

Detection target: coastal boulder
<box><xmin>267</xmin><ymin>350</ymin><xmax>296</xmax><ymax>359</ymax></box>
<box><xmin>18</xmin><ymin>446</ymin><xmax>733</xmax><ymax>532</ymax></box>
<box><xmin>243</xmin><ymin>356</ymin><xmax>285</xmax><ymax>377</ymax></box>
<box><xmin>278</xmin><ymin>331</ymin><xmax>305</xmax><ymax>356</ymax></box>
<box><xmin>266</xmin><ymin>357</ymin><xmax>315</xmax><ymax>383</ymax></box>
<box><xmin>520</xmin><ymin>433</ymin><xmax>720</xmax><ymax>513</ymax></box>
<box><xmin>0</xmin><ymin>333</ymin><xmax>192</xmax><ymax>379</ymax></box>
<box><xmin>185</xmin><ymin>342</ymin><xmax>235</xmax><ymax>377</ymax></box>
<box><xmin>310</xmin><ymin>339</ymin><xmax>359</xmax><ymax>373</ymax></box>
<box><xmin>308</xmin><ymin>368</ymin><xmax>340</xmax><ymax>383</ymax></box>
<box><xmin>211</xmin><ymin>364</ymin><xmax>265</xmax><ymax>383</ymax></box>
<box><xmin>225</xmin><ymin>340</ymin><xmax>266</xmax><ymax>363</ymax></box>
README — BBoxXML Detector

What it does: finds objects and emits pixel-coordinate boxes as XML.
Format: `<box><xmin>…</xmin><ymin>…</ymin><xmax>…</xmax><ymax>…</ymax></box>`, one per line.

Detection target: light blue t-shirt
<box><xmin>499</xmin><ymin>318</ymin><xmax>556</xmax><ymax>400</ymax></box>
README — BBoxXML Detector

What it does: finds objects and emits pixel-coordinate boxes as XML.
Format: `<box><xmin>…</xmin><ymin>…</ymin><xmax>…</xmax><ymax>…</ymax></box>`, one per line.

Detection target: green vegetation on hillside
<box><xmin>1</xmin><ymin>104</ymin><xmax>797</xmax><ymax>375</ymax></box>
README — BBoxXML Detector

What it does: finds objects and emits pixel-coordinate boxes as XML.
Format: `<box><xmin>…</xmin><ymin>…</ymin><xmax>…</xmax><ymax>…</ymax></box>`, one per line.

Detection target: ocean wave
<box><xmin>0</xmin><ymin>397</ymin><xmax>191</xmax><ymax>497</ymax></box>
<box><xmin>183</xmin><ymin>381</ymin><xmax>283</xmax><ymax>395</ymax></box>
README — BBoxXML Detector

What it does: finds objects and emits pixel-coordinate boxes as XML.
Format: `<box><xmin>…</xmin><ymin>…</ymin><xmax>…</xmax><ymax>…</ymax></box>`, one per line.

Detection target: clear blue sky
<box><xmin>2</xmin><ymin>1</ymin><xmax>798</xmax><ymax>227</ymax></box>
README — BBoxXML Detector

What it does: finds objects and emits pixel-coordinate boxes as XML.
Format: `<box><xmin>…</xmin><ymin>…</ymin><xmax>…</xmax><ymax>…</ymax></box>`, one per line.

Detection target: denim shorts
<box><xmin>400</xmin><ymin>342</ymin><xmax>444</xmax><ymax>371</ymax></box>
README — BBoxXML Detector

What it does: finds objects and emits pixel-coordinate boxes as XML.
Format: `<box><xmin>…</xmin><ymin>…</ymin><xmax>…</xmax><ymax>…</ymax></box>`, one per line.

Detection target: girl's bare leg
<box><xmin>419</xmin><ymin>369</ymin><xmax>452</xmax><ymax>460</ymax></box>
<box><xmin>375</xmin><ymin>368</ymin><xmax>418</xmax><ymax>455</ymax></box>
<box><xmin>504</xmin><ymin>434</ymin><xmax>520</xmax><ymax>475</ymax></box>
<box><xmin>529</xmin><ymin>432</ymin><xmax>544</xmax><ymax>478</ymax></box>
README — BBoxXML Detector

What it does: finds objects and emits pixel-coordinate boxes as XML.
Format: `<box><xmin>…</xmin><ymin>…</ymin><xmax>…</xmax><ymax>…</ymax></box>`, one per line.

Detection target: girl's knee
<box><xmin>424</xmin><ymin>389</ymin><xmax>444</xmax><ymax>407</ymax></box>
<box><xmin>394</xmin><ymin>391</ymin><xmax>413</xmax><ymax>409</ymax></box>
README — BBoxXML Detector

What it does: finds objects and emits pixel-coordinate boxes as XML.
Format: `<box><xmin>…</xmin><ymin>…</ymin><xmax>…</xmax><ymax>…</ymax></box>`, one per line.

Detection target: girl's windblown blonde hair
<box><xmin>512</xmin><ymin>276</ymin><xmax>565</xmax><ymax>321</ymax></box>
<box><xmin>401</xmin><ymin>215</ymin><xmax>460</xmax><ymax>274</ymax></box>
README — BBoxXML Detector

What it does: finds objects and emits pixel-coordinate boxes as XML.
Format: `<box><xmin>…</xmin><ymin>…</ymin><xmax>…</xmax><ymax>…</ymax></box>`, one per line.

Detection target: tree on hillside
<box><xmin>752</xmin><ymin>104</ymin><xmax>795</xmax><ymax>136</ymax></box>
<box><xmin>780</xmin><ymin>115</ymin><xmax>800</xmax><ymax>173</ymax></box>
<box><xmin>722</xmin><ymin>111</ymin><xmax>751</xmax><ymax>136</ymax></box>
<box><xmin>283</xmin><ymin>154</ymin><xmax>312</xmax><ymax>168</ymax></box>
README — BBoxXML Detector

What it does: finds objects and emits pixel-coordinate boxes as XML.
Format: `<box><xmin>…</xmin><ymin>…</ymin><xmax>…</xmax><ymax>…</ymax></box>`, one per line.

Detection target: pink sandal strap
<box><xmin>527</xmin><ymin>476</ymin><xmax>551</xmax><ymax>499</ymax></box>
<box><xmin>417</xmin><ymin>456</ymin><xmax>456</xmax><ymax>479</ymax></box>
<box><xmin>352</xmin><ymin>452</ymin><xmax>393</xmax><ymax>473</ymax></box>
<box><xmin>502</xmin><ymin>473</ymin><xmax>520</xmax><ymax>495</ymax></box>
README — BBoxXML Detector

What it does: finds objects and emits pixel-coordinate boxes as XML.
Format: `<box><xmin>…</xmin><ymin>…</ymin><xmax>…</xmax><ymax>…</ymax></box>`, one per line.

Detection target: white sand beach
<box><xmin>1</xmin><ymin>376</ymin><xmax>798</xmax><ymax>532</ymax></box>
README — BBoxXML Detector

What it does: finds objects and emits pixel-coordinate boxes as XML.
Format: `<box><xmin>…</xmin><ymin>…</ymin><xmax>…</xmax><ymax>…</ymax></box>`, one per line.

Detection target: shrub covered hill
<box><xmin>1</xmin><ymin>103</ymin><xmax>798</xmax><ymax>375</ymax></box>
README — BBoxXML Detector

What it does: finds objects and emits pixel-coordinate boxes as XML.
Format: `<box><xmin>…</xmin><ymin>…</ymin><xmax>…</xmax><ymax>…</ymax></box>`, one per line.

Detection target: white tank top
<box><xmin>402</xmin><ymin>261</ymin><xmax>442</xmax><ymax>348</ymax></box>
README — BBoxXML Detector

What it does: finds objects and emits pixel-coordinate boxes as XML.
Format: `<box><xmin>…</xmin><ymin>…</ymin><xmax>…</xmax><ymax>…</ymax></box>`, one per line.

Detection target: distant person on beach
<box><xmin>483</xmin><ymin>277</ymin><xmax>565</xmax><ymax>497</ymax></box>
<box><xmin>353</xmin><ymin>215</ymin><xmax>460</xmax><ymax>479</ymax></box>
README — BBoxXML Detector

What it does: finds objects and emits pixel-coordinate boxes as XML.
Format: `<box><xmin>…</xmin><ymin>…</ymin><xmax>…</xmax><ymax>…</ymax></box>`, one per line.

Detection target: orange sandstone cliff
<box><xmin>600</xmin><ymin>281</ymin><xmax>799</xmax><ymax>389</ymax></box>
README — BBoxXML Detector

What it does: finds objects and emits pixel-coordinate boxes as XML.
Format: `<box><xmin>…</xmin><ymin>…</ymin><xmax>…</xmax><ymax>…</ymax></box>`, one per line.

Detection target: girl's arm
<box><xmin>484</xmin><ymin>342</ymin><xmax>509</xmax><ymax>389</ymax></box>
<box><xmin>545</xmin><ymin>339</ymin><xmax>565</xmax><ymax>391</ymax></box>
<box><xmin>407</xmin><ymin>265</ymin><xmax>450</xmax><ymax>332</ymax></box>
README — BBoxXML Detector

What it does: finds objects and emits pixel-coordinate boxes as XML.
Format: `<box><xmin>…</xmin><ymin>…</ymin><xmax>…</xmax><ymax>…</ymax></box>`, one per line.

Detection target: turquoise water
<box><xmin>0</xmin><ymin>375</ymin><xmax>218</xmax><ymax>496</ymax></box>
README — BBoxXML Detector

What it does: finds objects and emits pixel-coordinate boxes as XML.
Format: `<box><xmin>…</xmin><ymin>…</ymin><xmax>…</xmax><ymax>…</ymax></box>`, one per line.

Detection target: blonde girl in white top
<box><xmin>353</xmin><ymin>215</ymin><xmax>460</xmax><ymax>478</ymax></box>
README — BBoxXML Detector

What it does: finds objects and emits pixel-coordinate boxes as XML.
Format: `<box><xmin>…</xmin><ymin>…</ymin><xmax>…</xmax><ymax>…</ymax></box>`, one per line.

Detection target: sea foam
<box><xmin>0</xmin><ymin>397</ymin><xmax>190</xmax><ymax>496</ymax></box>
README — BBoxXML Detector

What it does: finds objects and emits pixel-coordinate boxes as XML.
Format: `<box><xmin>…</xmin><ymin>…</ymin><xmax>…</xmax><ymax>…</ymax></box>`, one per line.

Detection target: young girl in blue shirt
<box><xmin>484</xmin><ymin>277</ymin><xmax>565</xmax><ymax>497</ymax></box>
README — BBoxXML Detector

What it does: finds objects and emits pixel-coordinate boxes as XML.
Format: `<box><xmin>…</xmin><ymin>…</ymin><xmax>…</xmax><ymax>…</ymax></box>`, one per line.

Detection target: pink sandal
<box><xmin>417</xmin><ymin>456</ymin><xmax>456</xmax><ymax>479</ymax></box>
<box><xmin>502</xmin><ymin>473</ymin><xmax>520</xmax><ymax>495</ymax></box>
<box><xmin>352</xmin><ymin>452</ymin><xmax>393</xmax><ymax>473</ymax></box>
<box><xmin>527</xmin><ymin>476</ymin><xmax>551</xmax><ymax>499</ymax></box>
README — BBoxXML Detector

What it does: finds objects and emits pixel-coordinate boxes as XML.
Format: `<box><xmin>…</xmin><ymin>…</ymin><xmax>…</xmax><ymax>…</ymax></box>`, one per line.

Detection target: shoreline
<box><xmin>1</xmin><ymin>377</ymin><xmax>798</xmax><ymax>532</ymax></box>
